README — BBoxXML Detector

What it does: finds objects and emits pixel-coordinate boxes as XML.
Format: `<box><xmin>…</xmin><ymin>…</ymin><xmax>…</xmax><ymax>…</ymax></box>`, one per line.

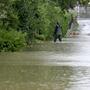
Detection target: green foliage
<box><xmin>0</xmin><ymin>0</ymin><xmax>78</xmax><ymax>52</ymax></box>
<box><xmin>13</xmin><ymin>0</ymin><xmax>72</xmax><ymax>41</ymax></box>
<box><xmin>79</xmin><ymin>0</ymin><xmax>90</xmax><ymax>5</ymax></box>
<box><xmin>0</xmin><ymin>0</ymin><xmax>19</xmax><ymax>30</ymax></box>
<box><xmin>37</xmin><ymin>2</ymin><xmax>71</xmax><ymax>39</ymax></box>
<box><xmin>0</xmin><ymin>29</ymin><xmax>26</xmax><ymax>52</ymax></box>
<box><xmin>52</xmin><ymin>0</ymin><xmax>77</xmax><ymax>10</ymax></box>
<box><xmin>14</xmin><ymin>0</ymin><xmax>30</xmax><ymax>32</ymax></box>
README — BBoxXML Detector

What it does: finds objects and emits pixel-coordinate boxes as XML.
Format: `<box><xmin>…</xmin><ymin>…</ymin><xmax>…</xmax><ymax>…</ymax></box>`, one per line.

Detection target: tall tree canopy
<box><xmin>1</xmin><ymin>0</ymin><xmax>89</xmax><ymax>51</ymax></box>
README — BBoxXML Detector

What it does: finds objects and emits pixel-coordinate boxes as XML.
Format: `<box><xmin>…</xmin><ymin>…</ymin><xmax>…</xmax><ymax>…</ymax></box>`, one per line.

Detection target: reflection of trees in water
<box><xmin>30</xmin><ymin>43</ymin><xmax>81</xmax><ymax>54</ymax></box>
<box><xmin>31</xmin><ymin>66</ymin><xmax>90</xmax><ymax>89</ymax></box>
<box><xmin>0</xmin><ymin>65</ymin><xmax>90</xmax><ymax>89</ymax></box>
<box><xmin>28</xmin><ymin>66</ymin><xmax>75</xmax><ymax>89</ymax></box>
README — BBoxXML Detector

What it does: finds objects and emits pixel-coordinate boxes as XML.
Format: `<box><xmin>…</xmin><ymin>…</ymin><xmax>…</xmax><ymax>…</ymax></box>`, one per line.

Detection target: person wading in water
<box><xmin>53</xmin><ymin>22</ymin><xmax>62</xmax><ymax>42</ymax></box>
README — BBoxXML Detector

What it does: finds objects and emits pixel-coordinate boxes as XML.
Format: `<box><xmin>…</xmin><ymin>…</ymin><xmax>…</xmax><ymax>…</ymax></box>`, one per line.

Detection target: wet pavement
<box><xmin>0</xmin><ymin>19</ymin><xmax>90</xmax><ymax>90</ymax></box>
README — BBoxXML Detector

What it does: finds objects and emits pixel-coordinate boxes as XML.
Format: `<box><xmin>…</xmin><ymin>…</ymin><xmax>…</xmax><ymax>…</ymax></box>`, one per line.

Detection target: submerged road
<box><xmin>1</xmin><ymin>19</ymin><xmax>90</xmax><ymax>67</ymax></box>
<box><xmin>0</xmin><ymin>19</ymin><xmax>90</xmax><ymax>90</ymax></box>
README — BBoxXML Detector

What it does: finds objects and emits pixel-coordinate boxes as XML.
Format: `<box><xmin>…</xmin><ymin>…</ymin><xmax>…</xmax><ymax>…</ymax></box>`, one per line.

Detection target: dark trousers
<box><xmin>54</xmin><ymin>34</ymin><xmax>62</xmax><ymax>42</ymax></box>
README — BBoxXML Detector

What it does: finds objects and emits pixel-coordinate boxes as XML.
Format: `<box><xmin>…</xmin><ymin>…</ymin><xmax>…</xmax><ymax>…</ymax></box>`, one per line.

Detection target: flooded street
<box><xmin>0</xmin><ymin>19</ymin><xmax>90</xmax><ymax>90</ymax></box>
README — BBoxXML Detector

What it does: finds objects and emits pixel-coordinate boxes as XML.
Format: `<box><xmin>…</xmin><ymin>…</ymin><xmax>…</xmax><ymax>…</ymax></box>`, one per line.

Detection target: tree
<box><xmin>0</xmin><ymin>0</ymin><xmax>19</xmax><ymax>30</ymax></box>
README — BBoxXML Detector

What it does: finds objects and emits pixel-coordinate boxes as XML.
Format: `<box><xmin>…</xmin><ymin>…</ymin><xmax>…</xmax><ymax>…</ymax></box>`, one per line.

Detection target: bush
<box><xmin>0</xmin><ymin>29</ymin><xmax>26</xmax><ymax>52</ymax></box>
<box><xmin>36</xmin><ymin>35</ymin><xmax>45</xmax><ymax>41</ymax></box>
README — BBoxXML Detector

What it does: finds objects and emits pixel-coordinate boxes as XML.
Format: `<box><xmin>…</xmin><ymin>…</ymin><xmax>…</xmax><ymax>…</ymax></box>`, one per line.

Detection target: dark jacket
<box><xmin>54</xmin><ymin>24</ymin><xmax>62</xmax><ymax>36</ymax></box>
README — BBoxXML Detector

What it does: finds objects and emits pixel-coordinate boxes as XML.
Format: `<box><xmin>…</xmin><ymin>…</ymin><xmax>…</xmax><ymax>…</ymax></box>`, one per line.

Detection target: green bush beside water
<box><xmin>0</xmin><ymin>29</ymin><xmax>26</xmax><ymax>52</ymax></box>
<box><xmin>0</xmin><ymin>0</ymin><xmax>79</xmax><ymax>51</ymax></box>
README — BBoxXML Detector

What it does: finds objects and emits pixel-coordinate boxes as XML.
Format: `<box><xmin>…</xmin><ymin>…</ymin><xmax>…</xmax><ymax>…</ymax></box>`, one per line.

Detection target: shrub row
<box><xmin>0</xmin><ymin>29</ymin><xmax>26</xmax><ymax>52</ymax></box>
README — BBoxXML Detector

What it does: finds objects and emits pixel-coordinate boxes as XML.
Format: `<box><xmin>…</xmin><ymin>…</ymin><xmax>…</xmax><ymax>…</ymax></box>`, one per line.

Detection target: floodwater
<box><xmin>0</xmin><ymin>19</ymin><xmax>90</xmax><ymax>90</ymax></box>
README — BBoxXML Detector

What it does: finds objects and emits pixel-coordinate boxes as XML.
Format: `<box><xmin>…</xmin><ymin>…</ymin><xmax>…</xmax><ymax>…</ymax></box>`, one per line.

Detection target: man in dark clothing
<box><xmin>53</xmin><ymin>22</ymin><xmax>62</xmax><ymax>42</ymax></box>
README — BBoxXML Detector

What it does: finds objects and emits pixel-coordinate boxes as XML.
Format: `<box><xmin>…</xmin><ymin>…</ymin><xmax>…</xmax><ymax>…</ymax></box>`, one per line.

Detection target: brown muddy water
<box><xmin>0</xmin><ymin>19</ymin><xmax>90</xmax><ymax>90</ymax></box>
